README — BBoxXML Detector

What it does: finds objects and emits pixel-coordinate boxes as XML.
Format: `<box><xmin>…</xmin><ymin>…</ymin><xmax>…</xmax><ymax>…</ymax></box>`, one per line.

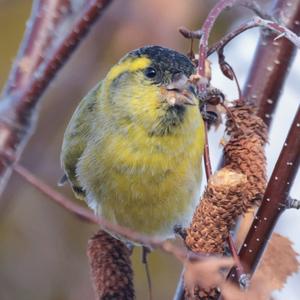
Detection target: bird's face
<box><xmin>102</xmin><ymin>46</ymin><xmax>199</xmax><ymax>135</ymax></box>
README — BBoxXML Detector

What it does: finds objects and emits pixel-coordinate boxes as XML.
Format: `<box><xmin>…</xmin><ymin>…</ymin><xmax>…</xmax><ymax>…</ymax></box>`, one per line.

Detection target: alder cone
<box><xmin>186</xmin><ymin>169</ymin><xmax>247</xmax><ymax>254</ymax></box>
<box><xmin>87</xmin><ymin>230</ymin><xmax>134</xmax><ymax>300</ymax></box>
<box><xmin>187</xmin><ymin>287</ymin><xmax>219</xmax><ymax>300</ymax></box>
<box><xmin>185</xmin><ymin>169</ymin><xmax>248</xmax><ymax>300</ymax></box>
<box><xmin>224</xmin><ymin>103</ymin><xmax>267</xmax><ymax>211</ymax></box>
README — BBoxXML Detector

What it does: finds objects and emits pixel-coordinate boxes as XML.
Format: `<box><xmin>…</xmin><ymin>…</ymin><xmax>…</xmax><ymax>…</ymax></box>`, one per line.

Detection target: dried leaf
<box><xmin>254</xmin><ymin>233</ymin><xmax>299</xmax><ymax>291</ymax></box>
<box><xmin>184</xmin><ymin>257</ymin><xmax>234</xmax><ymax>293</ymax></box>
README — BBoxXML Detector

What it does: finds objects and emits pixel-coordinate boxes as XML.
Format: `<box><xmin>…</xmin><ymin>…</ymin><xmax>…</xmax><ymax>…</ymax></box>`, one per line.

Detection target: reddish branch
<box><xmin>243</xmin><ymin>0</ymin><xmax>300</xmax><ymax>126</ymax></box>
<box><xmin>208</xmin><ymin>19</ymin><xmax>263</xmax><ymax>57</ymax></box>
<box><xmin>175</xmin><ymin>1</ymin><xmax>300</xmax><ymax>299</ymax></box>
<box><xmin>208</xmin><ymin>16</ymin><xmax>300</xmax><ymax>58</ymax></box>
<box><xmin>197</xmin><ymin>0</ymin><xmax>240</xmax><ymax>88</ymax></box>
<box><xmin>195</xmin><ymin>0</ymin><xmax>280</xmax><ymax>89</ymax></box>
<box><xmin>227</xmin><ymin>235</ymin><xmax>249</xmax><ymax>288</ymax></box>
<box><xmin>227</xmin><ymin>0</ymin><xmax>300</xmax><ymax>285</ymax></box>
<box><xmin>13</xmin><ymin>163</ymin><xmax>100</xmax><ymax>224</ymax></box>
<box><xmin>0</xmin><ymin>0</ymin><xmax>113</xmax><ymax>200</ymax></box>
<box><xmin>12</xmin><ymin>162</ymin><xmax>204</xmax><ymax>263</ymax></box>
<box><xmin>3</xmin><ymin>0</ymin><xmax>71</xmax><ymax>95</ymax></box>
<box><xmin>229</xmin><ymin>105</ymin><xmax>300</xmax><ymax>280</ymax></box>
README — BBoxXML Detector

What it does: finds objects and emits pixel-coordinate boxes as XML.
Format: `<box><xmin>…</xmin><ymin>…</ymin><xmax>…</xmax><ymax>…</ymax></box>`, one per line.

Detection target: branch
<box><xmin>197</xmin><ymin>0</ymin><xmax>241</xmax><ymax>88</ymax></box>
<box><xmin>196</xmin><ymin>0</ymin><xmax>262</xmax><ymax>91</ymax></box>
<box><xmin>226</xmin><ymin>0</ymin><xmax>300</xmax><ymax>284</ymax></box>
<box><xmin>228</xmin><ymin>104</ymin><xmax>300</xmax><ymax>280</ymax></box>
<box><xmin>13</xmin><ymin>163</ymin><xmax>100</xmax><ymax>224</ymax></box>
<box><xmin>208</xmin><ymin>19</ymin><xmax>260</xmax><ymax>57</ymax></box>
<box><xmin>12</xmin><ymin>161</ymin><xmax>242</xmax><ymax>299</ymax></box>
<box><xmin>208</xmin><ymin>16</ymin><xmax>300</xmax><ymax>57</ymax></box>
<box><xmin>203</xmin><ymin>122</ymin><xmax>213</xmax><ymax>180</ymax></box>
<box><xmin>243</xmin><ymin>0</ymin><xmax>300</xmax><ymax>127</ymax></box>
<box><xmin>227</xmin><ymin>235</ymin><xmax>249</xmax><ymax>288</ymax></box>
<box><xmin>0</xmin><ymin>0</ymin><xmax>113</xmax><ymax>202</ymax></box>
<box><xmin>12</xmin><ymin>162</ymin><xmax>206</xmax><ymax>262</ymax></box>
<box><xmin>2</xmin><ymin>0</ymin><xmax>71</xmax><ymax>96</ymax></box>
<box><xmin>255</xmin><ymin>16</ymin><xmax>300</xmax><ymax>47</ymax></box>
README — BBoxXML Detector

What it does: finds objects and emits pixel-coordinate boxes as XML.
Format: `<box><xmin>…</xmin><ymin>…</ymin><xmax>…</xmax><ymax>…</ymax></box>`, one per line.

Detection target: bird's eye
<box><xmin>144</xmin><ymin>67</ymin><xmax>157</xmax><ymax>78</ymax></box>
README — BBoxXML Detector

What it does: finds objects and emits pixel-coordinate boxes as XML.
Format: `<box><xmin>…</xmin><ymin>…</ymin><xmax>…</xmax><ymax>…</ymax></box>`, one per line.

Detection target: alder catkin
<box><xmin>186</xmin><ymin>168</ymin><xmax>247</xmax><ymax>254</ymax></box>
<box><xmin>184</xmin><ymin>101</ymin><xmax>268</xmax><ymax>299</ymax></box>
<box><xmin>224</xmin><ymin>102</ymin><xmax>267</xmax><ymax>211</ymax></box>
<box><xmin>87</xmin><ymin>230</ymin><xmax>134</xmax><ymax>300</ymax></box>
<box><xmin>185</xmin><ymin>168</ymin><xmax>248</xmax><ymax>299</ymax></box>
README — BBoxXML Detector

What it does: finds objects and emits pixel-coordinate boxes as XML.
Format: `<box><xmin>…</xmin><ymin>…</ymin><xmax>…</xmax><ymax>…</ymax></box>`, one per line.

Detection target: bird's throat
<box><xmin>149</xmin><ymin>105</ymin><xmax>186</xmax><ymax>136</ymax></box>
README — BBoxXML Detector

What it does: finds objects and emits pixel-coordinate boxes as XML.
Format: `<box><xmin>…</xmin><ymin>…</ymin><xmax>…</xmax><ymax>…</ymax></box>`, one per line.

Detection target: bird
<box><xmin>60</xmin><ymin>45</ymin><xmax>205</xmax><ymax>244</ymax></box>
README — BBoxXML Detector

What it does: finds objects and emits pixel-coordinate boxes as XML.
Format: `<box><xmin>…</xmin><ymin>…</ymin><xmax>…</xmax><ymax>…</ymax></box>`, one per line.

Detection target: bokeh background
<box><xmin>0</xmin><ymin>0</ymin><xmax>298</xmax><ymax>299</ymax></box>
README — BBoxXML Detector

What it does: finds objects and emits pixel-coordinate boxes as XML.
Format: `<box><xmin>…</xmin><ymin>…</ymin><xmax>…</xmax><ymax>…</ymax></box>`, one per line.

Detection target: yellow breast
<box><xmin>78</xmin><ymin>102</ymin><xmax>204</xmax><ymax>239</ymax></box>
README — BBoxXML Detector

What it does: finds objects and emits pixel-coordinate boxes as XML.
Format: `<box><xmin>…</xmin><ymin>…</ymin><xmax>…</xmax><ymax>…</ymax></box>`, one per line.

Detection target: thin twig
<box><xmin>254</xmin><ymin>16</ymin><xmax>300</xmax><ymax>47</ymax></box>
<box><xmin>173</xmin><ymin>272</ymin><xmax>185</xmax><ymax>300</ymax></box>
<box><xmin>217</xmin><ymin>49</ymin><xmax>242</xmax><ymax>100</ymax></box>
<box><xmin>12</xmin><ymin>162</ymin><xmax>208</xmax><ymax>262</ymax></box>
<box><xmin>208</xmin><ymin>19</ymin><xmax>259</xmax><ymax>57</ymax></box>
<box><xmin>13</xmin><ymin>163</ymin><xmax>99</xmax><ymax>224</ymax></box>
<box><xmin>287</xmin><ymin>196</ymin><xmax>300</xmax><ymax>210</ymax></box>
<box><xmin>197</xmin><ymin>0</ymin><xmax>241</xmax><ymax>92</ymax></box>
<box><xmin>227</xmin><ymin>235</ymin><xmax>249</xmax><ymax>288</ymax></box>
<box><xmin>208</xmin><ymin>16</ymin><xmax>300</xmax><ymax>58</ymax></box>
<box><xmin>142</xmin><ymin>247</ymin><xmax>153</xmax><ymax>300</ymax></box>
<box><xmin>203</xmin><ymin>121</ymin><xmax>213</xmax><ymax>180</ymax></box>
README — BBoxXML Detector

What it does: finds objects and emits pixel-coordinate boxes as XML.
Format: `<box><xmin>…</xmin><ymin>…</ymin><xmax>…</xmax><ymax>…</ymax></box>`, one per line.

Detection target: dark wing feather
<box><xmin>60</xmin><ymin>82</ymin><xmax>101</xmax><ymax>199</ymax></box>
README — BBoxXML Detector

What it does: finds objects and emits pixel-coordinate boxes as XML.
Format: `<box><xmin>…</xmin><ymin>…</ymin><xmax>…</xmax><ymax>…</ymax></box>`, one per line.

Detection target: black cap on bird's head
<box><xmin>128</xmin><ymin>45</ymin><xmax>195</xmax><ymax>80</ymax></box>
<box><xmin>126</xmin><ymin>45</ymin><xmax>197</xmax><ymax>106</ymax></box>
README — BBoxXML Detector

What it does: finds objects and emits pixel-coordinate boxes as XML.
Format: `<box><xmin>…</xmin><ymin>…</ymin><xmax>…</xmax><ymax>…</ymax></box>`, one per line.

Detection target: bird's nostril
<box><xmin>172</xmin><ymin>72</ymin><xmax>184</xmax><ymax>82</ymax></box>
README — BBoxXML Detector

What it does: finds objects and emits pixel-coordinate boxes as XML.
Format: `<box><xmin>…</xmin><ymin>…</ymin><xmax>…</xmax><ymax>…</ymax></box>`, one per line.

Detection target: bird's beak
<box><xmin>165</xmin><ymin>73</ymin><xmax>197</xmax><ymax>106</ymax></box>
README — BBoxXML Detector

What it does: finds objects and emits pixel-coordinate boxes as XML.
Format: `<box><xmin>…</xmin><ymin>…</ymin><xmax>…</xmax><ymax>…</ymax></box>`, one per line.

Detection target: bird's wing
<box><xmin>60</xmin><ymin>82</ymin><xmax>101</xmax><ymax>200</ymax></box>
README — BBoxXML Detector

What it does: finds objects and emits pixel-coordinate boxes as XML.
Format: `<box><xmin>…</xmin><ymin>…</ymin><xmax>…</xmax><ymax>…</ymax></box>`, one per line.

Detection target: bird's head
<box><xmin>101</xmin><ymin>45</ymin><xmax>200</xmax><ymax>136</ymax></box>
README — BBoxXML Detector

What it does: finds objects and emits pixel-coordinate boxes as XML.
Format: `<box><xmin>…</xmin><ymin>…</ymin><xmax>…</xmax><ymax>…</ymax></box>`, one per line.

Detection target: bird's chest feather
<box><xmin>78</xmin><ymin>108</ymin><xmax>204</xmax><ymax>236</ymax></box>
<box><xmin>97</xmin><ymin>114</ymin><xmax>203</xmax><ymax>195</ymax></box>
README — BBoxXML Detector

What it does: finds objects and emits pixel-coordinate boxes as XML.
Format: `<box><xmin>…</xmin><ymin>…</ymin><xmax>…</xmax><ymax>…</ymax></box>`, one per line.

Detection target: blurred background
<box><xmin>0</xmin><ymin>0</ymin><xmax>298</xmax><ymax>299</ymax></box>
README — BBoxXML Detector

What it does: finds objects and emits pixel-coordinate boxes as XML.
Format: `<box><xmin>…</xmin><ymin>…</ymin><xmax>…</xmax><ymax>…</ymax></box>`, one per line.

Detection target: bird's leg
<box><xmin>142</xmin><ymin>246</ymin><xmax>153</xmax><ymax>300</ymax></box>
<box><xmin>173</xmin><ymin>224</ymin><xmax>187</xmax><ymax>240</ymax></box>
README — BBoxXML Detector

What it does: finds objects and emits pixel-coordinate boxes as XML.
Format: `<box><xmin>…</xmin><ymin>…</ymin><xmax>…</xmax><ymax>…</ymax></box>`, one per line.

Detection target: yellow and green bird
<box><xmin>61</xmin><ymin>46</ymin><xmax>205</xmax><ymax>243</ymax></box>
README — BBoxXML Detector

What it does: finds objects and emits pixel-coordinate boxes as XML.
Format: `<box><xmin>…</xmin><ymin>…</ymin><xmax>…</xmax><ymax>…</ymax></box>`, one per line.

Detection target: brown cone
<box><xmin>184</xmin><ymin>103</ymin><xmax>267</xmax><ymax>299</ymax></box>
<box><xmin>185</xmin><ymin>168</ymin><xmax>248</xmax><ymax>299</ymax></box>
<box><xmin>186</xmin><ymin>168</ymin><xmax>247</xmax><ymax>254</ymax></box>
<box><xmin>87</xmin><ymin>230</ymin><xmax>134</xmax><ymax>300</ymax></box>
<box><xmin>224</xmin><ymin>103</ymin><xmax>267</xmax><ymax>211</ymax></box>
